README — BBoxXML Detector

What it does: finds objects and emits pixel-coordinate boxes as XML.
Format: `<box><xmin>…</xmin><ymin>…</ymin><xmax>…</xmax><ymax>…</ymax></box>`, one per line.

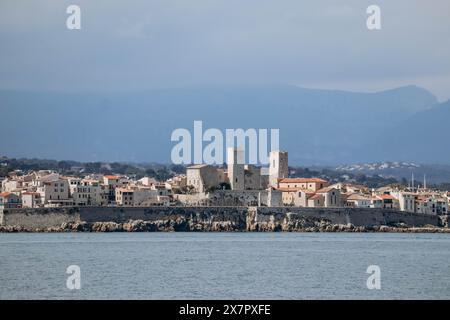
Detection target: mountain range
<box><xmin>0</xmin><ymin>85</ymin><xmax>448</xmax><ymax>165</ymax></box>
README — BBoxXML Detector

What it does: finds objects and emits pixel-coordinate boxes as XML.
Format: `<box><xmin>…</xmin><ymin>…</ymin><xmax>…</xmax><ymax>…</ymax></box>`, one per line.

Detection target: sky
<box><xmin>0</xmin><ymin>0</ymin><xmax>450</xmax><ymax>101</ymax></box>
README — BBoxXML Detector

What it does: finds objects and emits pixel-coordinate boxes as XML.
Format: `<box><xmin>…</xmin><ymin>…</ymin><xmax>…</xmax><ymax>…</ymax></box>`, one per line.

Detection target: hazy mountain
<box><xmin>0</xmin><ymin>85</ymin><xmax>439</xmax><ymax>165</ymax></box>
<box><xmin>334</xmin><ymin>162</ymin><xmax>450</xmax><ymax>184</ymax></box>
<box><xmin>373</xmin><ymin>99</ymin><xmax>450</xmax><ymax>164</ymax></box>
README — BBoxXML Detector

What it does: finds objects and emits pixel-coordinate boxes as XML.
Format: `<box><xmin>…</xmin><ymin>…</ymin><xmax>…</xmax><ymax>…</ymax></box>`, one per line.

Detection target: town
<box><xmin>0</xmin><ymin>148</ymin><xmax>449</xmax><ymax>216</ymax></box>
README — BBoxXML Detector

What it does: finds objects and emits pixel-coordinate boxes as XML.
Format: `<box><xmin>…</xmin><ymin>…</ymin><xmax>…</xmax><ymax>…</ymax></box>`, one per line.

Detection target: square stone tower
<box><xmin>269</xmin><ymin>151</ymin><xmax>288</xmax><ymax>187</ymax></box>
<box><xmin>227</xmin><ymin>147</ymin><xmax>245</xmax><ymax>190</ymax></box>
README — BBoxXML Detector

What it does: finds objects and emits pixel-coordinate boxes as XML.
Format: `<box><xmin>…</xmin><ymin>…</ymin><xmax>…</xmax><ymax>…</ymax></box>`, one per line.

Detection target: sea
<box><xmin>1</xmin><ymin>232</ymin><xmax>449</xmax><ymax>299</ymax></box>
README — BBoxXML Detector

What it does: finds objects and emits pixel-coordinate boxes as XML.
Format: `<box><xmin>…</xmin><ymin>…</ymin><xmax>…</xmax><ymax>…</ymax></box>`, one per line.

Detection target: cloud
<box><xmin>0</xmin><ymin>0</ymin><xmax>449</xmax><ymax>99</ymax></box>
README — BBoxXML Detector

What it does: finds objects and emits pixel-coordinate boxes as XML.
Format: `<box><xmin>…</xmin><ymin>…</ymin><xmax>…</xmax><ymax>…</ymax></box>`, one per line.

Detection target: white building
<box><xmin>21</xmin><ymin>192</ymin><xmax>42</xmax><ymax>208</ymax></box>
<box><xmin>397</xmin><ymin>192</ymin><xmax>417</xmax><ymax>213</ymax></box>
<box><xmin>72</xmin><ymin>179</ymin><xmax>108</xmax><ymax>206</ymax></box>
<box><xmin>346</xmin><ymin>193</ymin><xmax>372</xmax><ymax>208</ymax></box>
<box><xmin>115</xmin><ymin>186</ymin><xmax>166</xmax><ymax>206</ymax></box>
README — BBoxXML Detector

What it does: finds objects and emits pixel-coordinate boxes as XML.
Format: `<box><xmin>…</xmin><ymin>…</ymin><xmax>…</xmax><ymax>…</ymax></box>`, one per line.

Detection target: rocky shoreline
<box><xmin>1</xmin><ymin>218</ymin><xmax>449</xmax><ymax>233</ymax></box>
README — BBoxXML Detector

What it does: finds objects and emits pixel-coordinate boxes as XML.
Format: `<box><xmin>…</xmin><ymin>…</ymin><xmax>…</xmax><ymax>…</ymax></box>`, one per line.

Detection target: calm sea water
<box><xmin>1</xmin><ymin>232</ymin><xmax>449</xmax><ymax>299</ymax></box>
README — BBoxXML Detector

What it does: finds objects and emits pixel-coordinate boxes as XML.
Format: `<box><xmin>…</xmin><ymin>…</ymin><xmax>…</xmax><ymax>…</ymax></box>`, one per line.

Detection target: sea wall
<box><xmin>1</xmin><ymin>207</ymin><xmax>81</xmax><ymax>229</ymax></box>
<box><xmin>248</xmin><ymin>207</ymin><xmax>441</xmax><ymax>231</ymax></box>
<box><xmin>0</xmin><ymin>206</ymin><xmax>443</xmax><ymax>231</ymax></box>
<box><xmin>1</xmin><ymin>206</ymin><xmax>248</xmax><ymax>231</ymax></box>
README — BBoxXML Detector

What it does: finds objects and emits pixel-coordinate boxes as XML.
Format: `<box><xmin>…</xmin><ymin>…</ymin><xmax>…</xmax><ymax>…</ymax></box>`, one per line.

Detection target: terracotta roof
<box><xmin>378</xmin><ymin>194</ymin><xmax>395</xmax><ymax>200</ymax></box>
<box><xmin>309</xmin><ymin>194</ymin><xmax>322</xmax><ymax>200</ymax></box>
<box><xmin>0</xmin><ymin>192</ymin><xmax>12</xmax><ymax>197</ymax></box>
<box><xmin>278</xmin><ymin>178</ymin><xmax>328</xmax><ymax>184</ymax></box>
<box><xmin>104</xmin><ymin>175</ymin><xmax>120</xmax><ymax>180</ymax></box>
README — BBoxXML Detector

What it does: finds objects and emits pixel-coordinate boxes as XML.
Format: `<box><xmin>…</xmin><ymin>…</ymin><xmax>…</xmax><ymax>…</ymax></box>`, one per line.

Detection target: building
<box><xmin>315</xmin><ymin>187</ymin><xmax>341</xmax><ymax>207</ymax></box>
<box><xmin>307</xmin><ymin>193</ymin><xmax>325</xmax><ymax>207</ymax></box>
<box><xmin>346</xmin><ymin>193</ymin><xmax>372</xmax><ymax>208</ymax></box>
<box><xmin>227</xmin><ymin>148</ymin><xmax>245</xmax><ymax>191</ymax></box>
<box><xmin>277</xmin><ymin>178</ymin><xmax>328</xmax><ymax>192</ymax></box>
<box><xmin>416</xmin><ymin>196</ymin><xmax>448</xmax><ymax>215</ymax></box>
<box><xmin>71</xmin><ymin>179</ymin><xmax>108</xmax><ymax>206</ymax></box>
<box><xmin>37</xmin><ymin>179</ymin><xmax>71</xmax><ymax>207</ymax></box>
<box><xmin>103</xmin><ymin>175</ymin><xmax>127</xmax><ymax>204</ymax></box>
<box><xmin>280</xmin><ymin>188</ymin><xmax>315</xmax><ymax>207</ymax></box>
<box><xmin>396</xmin><ymin>192</ymin><xmax>417</xmax><ymax>213</ymax></box>
<box><xmin>138</xmin><ymin>177</ymin><xmax>158</xmax><ymax>187</ymax></box>
<box><xmin>185</xmin><ymin>148</ymin><xmax>287</xmax><ymax>193</ymax></box>
<box><xmin>244</xmin><ymin>165</ymin><xmax>262</xmax><ymax>190</ymax></box>
<box><xmin>269</xmin><ymin>151</ymin><xmax>288</xmax><ymax>187</ymax></box>
<box><xmin>0</xmin><ymin>192</ymin><xmax>21</xmax><ymax>208</ymax></box>
<box><xmin>115</xmin><ymin>186</ymin><xmax>166</xmax><ymax>206</ymax></box>
<box><xmin>186</xmin><ymin>164</ymin><xmax>222</xmax><ymax>193</ymax></box>
<box><xmin>277</xmin><ymin>179</ymin><xmax>339</xmax><ymax>208</ymax></box>
<box><xmin>67</xmin><ymin>177</ymin><xmax>83</xmax><ymax>194</ymax></box>
<box><xmin>375</xmin><ymin>194</ymin><xmax>396</xmax><ymax>209</ymax></box>
<box><xmin>22</xmin><ymin>192</ymin><xmax>42</xmax><ymax>208</ymax></box>
<box><xmin>32</xmin><ymin>172</ymin><xmax>60</xmax><ymax>188</ymax></box>
<box><xmin>1</xmin><ymin>179</ymin><xmax>20</xmax><ymax>192</ymax></box>
<box><xmin>115</xmin><ymin>188</ymin><xmax>136</xmax><ymax>206</ymax></box>
<box><xmin>165</xmin><ymin>175</ymin><xmax>187</xmax><ymax>191</ymax></box>
<box><xmin>370</xmin><ymin>197</ymin><xmax>383</xmax><ymax>208</ymax></box>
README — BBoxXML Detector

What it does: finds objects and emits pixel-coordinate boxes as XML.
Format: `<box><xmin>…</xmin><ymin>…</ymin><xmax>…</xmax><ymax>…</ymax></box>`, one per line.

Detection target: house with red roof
<box><xmin>0</xmin><ymin>192</ymin><xmax>21</xmax><ymax>209</ymax></box>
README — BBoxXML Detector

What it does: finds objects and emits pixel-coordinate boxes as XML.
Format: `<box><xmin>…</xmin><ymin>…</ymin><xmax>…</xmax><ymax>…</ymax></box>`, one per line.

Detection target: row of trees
<box><xmin>0</xmin><ymin>157</ymin><xmax>186</xmax><ymax>181</ymax></box>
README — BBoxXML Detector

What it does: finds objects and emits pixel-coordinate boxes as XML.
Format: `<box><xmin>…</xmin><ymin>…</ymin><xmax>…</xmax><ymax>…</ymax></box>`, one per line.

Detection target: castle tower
<box><xmin>269</xmin><ymin>151</ymin><xmax>288</xmax><ymax>187</ymax></box>
<box><xmin>227</xmin><ymin>147</ymin><xmax>245</xmax><ymax>190</ymax></box>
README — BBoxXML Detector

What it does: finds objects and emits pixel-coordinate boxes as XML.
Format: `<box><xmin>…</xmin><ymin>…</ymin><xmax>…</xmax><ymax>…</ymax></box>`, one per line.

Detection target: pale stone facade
<box><xmin>22</xmin><ymin>192</ymin><xmax>42</xmax><ymax>208</ymax></box>
<box><xmin>186</xmin><ymin>164</ymin><xmax>221</xmax><ymax>193</ymax></box>
<box><xmin>227</xmin><ymin>148</ymin><xmax>245</xmax><ymax>191</ymax></box>
<box><xmin>269</xmin><ymin>151</ymin><xmax>288</xmax><ymax>187</ymax></box>
<box><xmin>37</xmin><ymin>179</ymin><xmax>71</xmax><ymax>207</ymax></box>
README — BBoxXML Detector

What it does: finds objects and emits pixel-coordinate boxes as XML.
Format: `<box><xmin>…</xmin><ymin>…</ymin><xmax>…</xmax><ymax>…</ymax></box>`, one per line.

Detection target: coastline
<box><xmin>1</xmin><ymin>219</ymin><xmax>449</xmax><ymax>233</ymax></box>
<box><xmin>1</xmin><ymin>206</ymin><xmax>448</xmax><ymax>233</ymax></box>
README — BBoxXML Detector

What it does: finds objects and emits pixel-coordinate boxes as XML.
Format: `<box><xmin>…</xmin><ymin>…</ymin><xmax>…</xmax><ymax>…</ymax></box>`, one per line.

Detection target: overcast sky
<box><xmin>1</xmin><ymin>0</ymin><xmax>449</xmax><ymax>101</ymax></box>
